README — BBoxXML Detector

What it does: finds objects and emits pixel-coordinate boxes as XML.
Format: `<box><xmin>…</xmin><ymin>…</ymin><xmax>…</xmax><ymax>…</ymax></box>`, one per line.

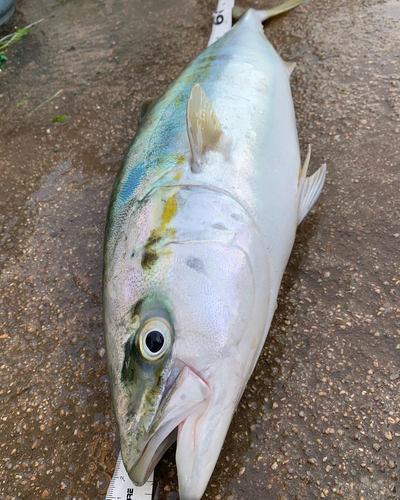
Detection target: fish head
<box><xmin>104</xmin><ymin>187</ymin><xmax>270</xmax><ymax>500</ymax></box>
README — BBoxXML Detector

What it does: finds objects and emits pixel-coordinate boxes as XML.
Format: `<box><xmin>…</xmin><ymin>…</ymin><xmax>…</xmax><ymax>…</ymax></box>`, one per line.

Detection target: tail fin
<box><xmin>233</xmin><ymin>0</ymin><xmax>306</xmax><ymax>22</ymax></box>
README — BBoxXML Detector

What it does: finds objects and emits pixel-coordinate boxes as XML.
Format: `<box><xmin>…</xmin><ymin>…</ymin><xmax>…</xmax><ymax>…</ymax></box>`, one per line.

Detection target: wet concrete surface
<box><xmin>0</xmin><ymin>0</ymin><xmax>399</xmax><ymax>499</ymax></box>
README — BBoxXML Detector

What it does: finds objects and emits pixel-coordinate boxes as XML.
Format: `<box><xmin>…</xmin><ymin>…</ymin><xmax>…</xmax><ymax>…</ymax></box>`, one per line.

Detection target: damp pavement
<box><xmin>0</xmin><ymin>0</ymin><xmax>399</xmax><ymax>498</ymax></box>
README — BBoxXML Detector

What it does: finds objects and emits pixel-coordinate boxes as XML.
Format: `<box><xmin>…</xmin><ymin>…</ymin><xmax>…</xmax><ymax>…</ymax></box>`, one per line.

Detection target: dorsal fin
<box><xmin>186</xmin><ymin>84</ymin><xmax>223</xmax><ymax>172</ymax></box>
<box><xmin>138</xmin><ymin>97</ymin><xmax>158</xmax><ymax>124</ymax></box>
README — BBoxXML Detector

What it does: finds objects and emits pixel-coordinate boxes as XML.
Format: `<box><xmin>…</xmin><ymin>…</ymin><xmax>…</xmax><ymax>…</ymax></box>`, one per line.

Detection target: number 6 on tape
<box><xmin>106</xmin><ymin>452</ymin><xmax>154</xmax><ymax>500</ymax></box>
<box><xmin>208</xmin><ymin>0</ymin><xmax>235</xmax><ymax>46</ymax></box>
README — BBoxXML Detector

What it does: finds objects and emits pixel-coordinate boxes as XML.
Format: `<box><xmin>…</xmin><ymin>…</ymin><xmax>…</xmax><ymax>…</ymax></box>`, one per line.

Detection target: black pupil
<box><xmin>145</xmin><ymin>331</ymin><xmax>164</xmax><ymax>354</ymax></box>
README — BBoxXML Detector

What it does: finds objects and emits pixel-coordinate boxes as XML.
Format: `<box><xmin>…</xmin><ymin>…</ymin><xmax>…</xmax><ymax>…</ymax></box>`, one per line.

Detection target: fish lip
<box><xmin>125</xmin><ymin>364</ymin><xmax>210</xmax><ymax>486</ymax></box>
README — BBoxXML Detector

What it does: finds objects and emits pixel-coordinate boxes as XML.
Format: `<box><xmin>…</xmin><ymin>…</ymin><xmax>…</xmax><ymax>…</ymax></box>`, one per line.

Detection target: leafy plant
<box><xmin>0</xmin><ymin>54</ymin><xmax>7</xmax><ymax>69</ymax></box>
<box><xmin>0</xmin><ymin>27</ymin><xmax>30</xmax><ymax>52</ymax></box>
<box><xmin>52</xmin><ymin>115</ymin><xmax>69</xmax><ymax>123</ymax></box>
<box><xmin>0</xmin><ymin>27</ymin><xmax>31</xmax><ymax>70</ymax></box>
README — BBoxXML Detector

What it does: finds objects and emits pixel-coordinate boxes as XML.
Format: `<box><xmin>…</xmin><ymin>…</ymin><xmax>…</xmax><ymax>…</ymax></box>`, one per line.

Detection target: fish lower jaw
<box><xmin>124</xmin><ymin>365</ymin><xmax>211</xmax><ymax>487</ymax></box>
<box><xmin>128</xmin><ymin>428</ymin><xmax>177</xmax><ymax>486</ymax></box>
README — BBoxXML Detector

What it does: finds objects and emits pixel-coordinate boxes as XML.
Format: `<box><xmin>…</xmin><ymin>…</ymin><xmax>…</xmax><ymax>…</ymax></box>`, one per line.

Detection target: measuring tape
<box><xmin>106</xmin><ymin>453</ymin><xmax>154</xmax><ymax>500</ymax></box>
<box><xmin>208</xmin><ymin>0</ymin><xmax>235</xmax><ymax>46</ymax></box>
<box><xmin>106</xmin><ymin>3</ymin><xmax>235</xmax><ymax>498</ymax></box>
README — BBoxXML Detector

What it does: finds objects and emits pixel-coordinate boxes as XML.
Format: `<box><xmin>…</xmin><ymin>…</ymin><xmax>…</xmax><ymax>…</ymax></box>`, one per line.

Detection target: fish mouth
<box><xmin>125</xmin><ymin>365</ymin><xmax>211</xmax><ymax>486</ymax></box>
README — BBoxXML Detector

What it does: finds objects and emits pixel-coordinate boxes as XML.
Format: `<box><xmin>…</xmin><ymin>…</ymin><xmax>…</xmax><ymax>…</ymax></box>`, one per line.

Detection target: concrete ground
<box><xmin>0</xmin><ymin>0</ymin><xmax>399</xmax><ymax>499</ymax></box>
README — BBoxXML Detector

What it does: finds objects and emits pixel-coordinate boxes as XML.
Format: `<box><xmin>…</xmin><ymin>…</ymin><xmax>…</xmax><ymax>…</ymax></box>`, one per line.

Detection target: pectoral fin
<box><xmin>298</xmin><ymin>145</ymin><xmax>327</xmax><ymax>224</ymax></box>
<box><xmin>187</xmin><ymin>84</ymin><xmax>224</xmax><ymax>172</ymax></box>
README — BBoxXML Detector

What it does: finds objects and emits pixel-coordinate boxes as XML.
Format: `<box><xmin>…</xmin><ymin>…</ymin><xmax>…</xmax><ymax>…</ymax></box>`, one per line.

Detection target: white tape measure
<box><xmin>106</xmin><ymin>452</ymin><xmax>154</xmax><ymax>500</ymax></box>
<box><xmin>208</xmin><ymin>0</ymin><xmax>235</xmax><ymax>46</ymax></box>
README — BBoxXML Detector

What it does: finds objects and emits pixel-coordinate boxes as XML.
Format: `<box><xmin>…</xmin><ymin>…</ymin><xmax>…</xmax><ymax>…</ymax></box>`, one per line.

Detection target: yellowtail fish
<box><xmin>103</xmin><ymin>1</ymin><xmax>326</xmax><ymax>498</ymax></box>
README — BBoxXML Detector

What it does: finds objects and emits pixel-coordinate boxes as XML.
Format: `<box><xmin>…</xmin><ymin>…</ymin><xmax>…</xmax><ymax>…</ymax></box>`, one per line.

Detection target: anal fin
<box><xmin>298</xmin><ymin>145</ymin><xmax>327</xmax><ymax>224</ymax></box>
<box><xmin>283</xmin><ymin>60</ymin><xmax>296</xmax><ymax>77</ymax></box>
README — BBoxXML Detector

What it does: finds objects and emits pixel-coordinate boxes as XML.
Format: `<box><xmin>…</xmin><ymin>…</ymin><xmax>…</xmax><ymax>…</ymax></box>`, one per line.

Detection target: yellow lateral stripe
<box><xmin>160</xmin><ymin>195</ymin><xmax>178</xmax><ymax>232</ymax></box>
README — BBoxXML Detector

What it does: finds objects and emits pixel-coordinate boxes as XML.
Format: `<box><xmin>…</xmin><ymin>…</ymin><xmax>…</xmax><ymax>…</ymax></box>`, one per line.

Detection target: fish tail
<box><xmin>233</xmin><ymin>0</ymin><xmax>306</xmax><ymax>22</ymax></box>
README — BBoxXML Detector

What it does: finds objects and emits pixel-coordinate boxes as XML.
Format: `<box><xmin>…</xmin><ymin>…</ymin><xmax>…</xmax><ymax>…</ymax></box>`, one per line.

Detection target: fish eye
<box><xmin>146</xmin><ymin>330</ymin><xmax>164</xmax><ymax>353</ymax></box>
<box><xmin>138</xmin><ymin>318</ymin><xmax>172</xmax><ymax>361</ymax></box>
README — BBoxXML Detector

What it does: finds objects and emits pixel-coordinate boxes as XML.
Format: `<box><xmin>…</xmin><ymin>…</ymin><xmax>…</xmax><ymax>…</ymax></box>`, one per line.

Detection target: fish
<box><xmin>103</xmin><ymin>1</ymin><xmax>326</xmax><ymax>499</ymax></box>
